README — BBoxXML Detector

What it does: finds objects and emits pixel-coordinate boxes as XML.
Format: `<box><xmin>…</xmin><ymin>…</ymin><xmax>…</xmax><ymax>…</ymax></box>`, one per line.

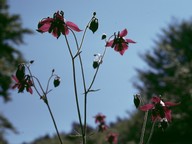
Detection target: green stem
<box><xmin>146</xmin><ymin>120</ymin><xmax>156</xmax><ymax>144</ymax></box>
<box><xmin>63</xmin><ymin>34</ymin><xmax>84</xmax><ymax>143</ymax></box>
<box><xmin>45</xmin><ymin>99</ymin><xmax>63</xmax><ymax>144</ymax></box>
<box><xmin>27</xmin><ymin>66</ymin><xmax>63</xmax><ymax>143</ymax></box>
<box><xmin>139</xmin><ymin>111</ymin><xmax>148</xmax><ymax>144</ymax></box>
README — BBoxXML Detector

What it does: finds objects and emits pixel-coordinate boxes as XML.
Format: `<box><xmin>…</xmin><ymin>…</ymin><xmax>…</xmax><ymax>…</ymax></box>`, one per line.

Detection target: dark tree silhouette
<box><xmin>0</xmin><ymin>0</ymin><xmax>33</xmax><ymax>143</ymax></box>
<box><xmin>0</xmin><ymin>0</ymin><xmax>32</xmax><ymax>101</ymax></box>
<box><xmin>134</xmin><ymin>19</ymin><xmax>192</xmax><ymax>143</ymax></box>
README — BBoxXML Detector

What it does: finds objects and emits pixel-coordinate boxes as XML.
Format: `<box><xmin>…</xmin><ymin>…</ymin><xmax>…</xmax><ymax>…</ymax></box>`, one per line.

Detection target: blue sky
<box><xmin>1</xmin><ymin>0</ymin><xmax>192</xmax><ymax>143</ymax></box>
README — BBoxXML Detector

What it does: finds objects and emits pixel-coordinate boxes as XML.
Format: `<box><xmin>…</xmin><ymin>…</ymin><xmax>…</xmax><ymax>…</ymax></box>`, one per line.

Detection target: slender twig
<box><xmin>26</xmin><ymin>65</ymin><xmax>63</xmax><ymax>144</ymax></box>
<box><xmin>146</xmin><ymin>120</ymin><xmax>156</xmax><ymax>144</ymax></box>
<box><xmin>63</xmin><ymin>34</ymin><xmax>84</xmax><ymax>143</ymax></box>
<box><xmin>86</xmin><ymin>47</ymin><xmax>107</xmax><ymax>92</ymax></box>
<box><xmin>26</xmin><ymin>65</ymin><xmax>43</xmax><ymax>97</ymax></box>
<box><xmin>139</xmin><ymin>111</ymin><xmax>149</xmax><ymax>144</ymax></box>
<box><xmin>45</xmin><ymin>99</ymin><xmax>63</xmax><ymax>144</ymax></box>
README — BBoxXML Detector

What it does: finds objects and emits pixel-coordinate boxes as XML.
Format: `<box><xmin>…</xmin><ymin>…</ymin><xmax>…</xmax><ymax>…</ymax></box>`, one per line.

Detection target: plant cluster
<box><xmin>12</xmin><ymin>10</ymin><xmax>179</xmax><ymax>144</ymax></box>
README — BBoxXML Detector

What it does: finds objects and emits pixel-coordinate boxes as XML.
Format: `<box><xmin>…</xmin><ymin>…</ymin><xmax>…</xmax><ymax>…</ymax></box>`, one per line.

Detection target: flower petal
<box><xmin>119</xmin><ymin>29</ymin><xmax>128</xmax><ymax>37</ymax></box>
<box><xmin>62</xmin><ymin>26</ymin><xmax>69</xmax><ymax>35</ymax></box>
<box><xmin>37</xmin><ymin>18</ymin><xmax>53</xmax><ymax>32</ymax></box>
<box><xmin>38</xmin><ymin>23</ymin><xmax>51</xmax><ymax>33</ymax></box>
<box><xmin>115</xmin><ymin>44</ymin><xmax>128</xmax><ymax>55</ymax></box>
<box><xmin>139</xmin><ymin>104</ymin><xmax>154</xmax><ymax>111</ymax></box>
<box><xmin>151</xmin><ymin>96</ymin><xmax>161</xmax><ymax>104</ymax></box>
<box><xmin>165</xmin><ymin>101</ymin><xmax>180</xmax><ymax>107</ymax></box>
<box><xmin>126</xmin><ymin>39</ymin><xmax>136</xmax><ymax>43</ymax></box>
<box><xmin>66</xmin><ymin>21</ymin><xmax>82</xmax><ymax>32</ymax></box>
<box><xmin>52</xmin><ymin>28</ymin><xmax>59</xmax><ymax>38</ymax></box>
<box><xmin>164</xmin><ymin>108</ymin><xmax>172</xmax><ymax>121</ymax></box>
<box><xmin>27</xmin><ymin>87</ymin><xmax>33</xmax><ymax>94</ymax></box>
<box><xmin>12</xmin><ymin>75</ymin><xmax>19</xmax><ymax>83</ymax></box>
<box><xmin>106</xmin><ymin>40</ymin><xmax>114</xmax><ymax>47</ymax></box>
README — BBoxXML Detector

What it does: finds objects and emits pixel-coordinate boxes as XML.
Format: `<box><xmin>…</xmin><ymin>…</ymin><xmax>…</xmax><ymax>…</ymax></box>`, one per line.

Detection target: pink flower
<box><xmin>139</xmin><ymin>96</ymin><xmax>179</xmax><ymax>122</ymax></box>
<box><xmin>94</xmin><ymin>113</ymin><xmax>106</xmax><ymax>123</ymax></box>
<box><xmin>106</xmin><ymin>29</ymin><xmax>136</xmax><ymax>55</ymax></box>
<box><xmin>37</xmin><ymin>11</ymin><xmax>82</xmax><ymax>38</ymax></box>
<box><xmin>106</xmin><ymin>133</ymin><xmax>118</xmax><ymax>144</ymax></box>
<box><xmin>94</xmin><ymin>113</ymin><xmax>108</xmax><ymax>132</ymax></box>
<box><xmin>12</xmin><ymin>75</ymin><xmax>33</xmax><ymax>94</ymax></box>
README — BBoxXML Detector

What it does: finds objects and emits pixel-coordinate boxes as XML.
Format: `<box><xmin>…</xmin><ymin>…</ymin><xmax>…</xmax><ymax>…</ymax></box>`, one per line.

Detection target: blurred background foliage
<box><xmin>1</xmin><ymin>0</ymin><xmax>192</xmax><ymax>143</ymax></box>
<box><xmin>0</xmin><ymin>0</ymin><xmax>32</xmax><ymax>143</ymax></box>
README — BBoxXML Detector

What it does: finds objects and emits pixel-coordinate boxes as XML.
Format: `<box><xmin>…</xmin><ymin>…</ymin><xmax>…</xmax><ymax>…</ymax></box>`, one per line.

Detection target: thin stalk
<box><xmin>139</xmin><ymin>111</ymin><xmax>148</xmax><ymax>144</ymax></box>
<box><xmin>70</xmin><ymin>23</ymin><xmax>91</xmax><ymax>144</ymax></box>
<box><xmin>72</xmin><ymin>58</ymin><xmax>84</xmax><ymax>137</ymax></box>
<box><xmin>26</xmin><ymin>65</ymin><xmax>43</xmax><ymax>97</ymax></box>
<box><xmin>45</xmin><ymin>100</ymin><xmax>63</xmax><ymax>144</ymax></box>
<box><xmin>27</xmin><ymin>66</ymin><xmax>63</xmax><ymax>143</ymax></box>
<box><xmin>146</xmin><ymin>120</ymin><xmax>156</xmax><ymax>144</ymax></box>
<box><xmin>64</xmin><ymin>34</ymin><xmax>84</xmax><ymax>143</ymax></box>
<box><xmin>87</xmin><ymin>47</ymin><xmax>107</xmax><ymax>92</ymax></box>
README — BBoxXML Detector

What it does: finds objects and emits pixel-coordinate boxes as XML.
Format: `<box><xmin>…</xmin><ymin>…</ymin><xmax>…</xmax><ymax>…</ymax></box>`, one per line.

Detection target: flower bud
<box><xmin>30</xmin><ymin>60</ymin><xmax>34</xmax><ymax>64</ymax></box>
<box><xmin>93</xmin><ymin>12</ymin><xmax>96</xmax><ymax>16</ymax></box>
<box><xmin>16</xmin><ymin>63</ymin><xmax>25</xmax><ymax>81</ymax></box>
<box><xmin>134</xmin><ymin>94</ymin><xmax>141</xmax><ymax>108</ymax></box>
<box><xmin>101</xmin><ymin>33</ymin><xmax>107</xmax><ymax>40</ymax></box>
<box><xmin>89</xmin><ymin>17</ymin><xmax>99</xmax><ymax>33</ymax></box>
<box><xmin>53</xmin><ymin>76</ymin><xmax>61</xmax><ymax>87</ymax></box>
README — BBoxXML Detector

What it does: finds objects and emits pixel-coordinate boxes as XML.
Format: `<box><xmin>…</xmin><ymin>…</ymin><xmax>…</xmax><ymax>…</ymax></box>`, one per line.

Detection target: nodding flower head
<box><xmin>139</xmin><ymin>96</ymin><xmax>179</xmax><ymax>122</ymax></box>
<box><xmin>106</xmin><ymin>29</ymin><xmax>136</xmax><ymax>55</ymax></box>
<box><xmin>37</xmin><ymin>11</ymin><xmax>82</xmax><ymax>38</ymax></box>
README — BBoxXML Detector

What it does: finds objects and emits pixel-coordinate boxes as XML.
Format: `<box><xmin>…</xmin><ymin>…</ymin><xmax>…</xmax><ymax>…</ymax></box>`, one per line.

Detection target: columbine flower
<box><xmin>12</xmin><ymin>75</ymin><xmax>33</xmax><ymax>94</ymax></box>
<box><xmin>106</xmin><ymin>133</ymin><xmax>118</xmax><ymax>144</ymax></box>
<box><xmin>139</xmin><ymin>96</ymin><xmax>179</xmax><ymax>122</ymax></box>
<box><xmin>94</xmin><ymin>113</ymin><xmax>106</xmax><ymax>123</ymax></box>
<box><xmin>106</xmin><ymin>29</ymin><xmax>136</xmax><ymax>55</ymax></box>
<box><xmin>94</xmin><ymin>113</ymin><xmax>108</xmax><ymax>132</ymax></box>
<box><xmin>37</xmin><ymin>11</ymin><xmax>82</xmax><ymax>38</ymax></box>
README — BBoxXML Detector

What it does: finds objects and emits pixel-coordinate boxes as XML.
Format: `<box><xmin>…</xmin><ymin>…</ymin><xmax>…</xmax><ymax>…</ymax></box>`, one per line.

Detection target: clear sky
<box><xmin>1</xmin><ymin>0</ymin><xmax>192</xmax><ymax>143</ymax></box>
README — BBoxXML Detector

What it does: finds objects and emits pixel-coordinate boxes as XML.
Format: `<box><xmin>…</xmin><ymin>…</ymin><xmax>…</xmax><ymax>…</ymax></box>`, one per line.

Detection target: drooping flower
<box><xmin>94</xmin><ymin>113</ymin><xmax>108</xmax><ymax>132</ymax></box>
<box><xmin>139</xmin><ymin>96</ymin><xmax>179</xmax><ymax>122</ymax></box>
<box><xmin>94</xmin><ymin>113</ymin><xmax>106</xmax><ymax>123</ymax></box>
<box><xmin>37</xmin><ymin>11</ymin><xmax>82</xmax><ymax>38</ymax></box>
<box><xmin>106</xmin><ymin>29</ymin><xmax>136</xmax><ymax>55</ymax></box>
<box><xmin>12</xmin><ymin>75</ymin><xmax>33</xmax><ymax>94</ymax></box>
<box><xmin>106</xmin><ymin>132</ymin><xmax>118</xmax><ymax>144</ymax></box>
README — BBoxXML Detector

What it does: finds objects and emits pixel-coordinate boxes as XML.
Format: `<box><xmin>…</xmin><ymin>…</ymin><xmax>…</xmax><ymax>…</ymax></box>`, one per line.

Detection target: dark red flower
<box><xmin>139</xmin><ymin>96</ymin><xmax>179</xmax><ymax>122</ymax></box>
<box><xmin>94</xmin><ymin>113</ymin><xmax>106</xmax><ymax>123</ymax></box>
<box><xmin>106</xmin><ymin>133</ymin><xmax>118</xmax><ymax>144</ymax></box>
<box><xmin>37</xmin><ymin>11</ymin><xmax>82</xmax><ymax>38</ymax></box>
<box><xmin>12</xmin><ymin>75</ymin><xmax>33</xmax><ymax>94</ymax></box>
<box><xmin>106</xmin><ymin>29</ymin><xmax>136</xmax><ymax>55</ymax></box>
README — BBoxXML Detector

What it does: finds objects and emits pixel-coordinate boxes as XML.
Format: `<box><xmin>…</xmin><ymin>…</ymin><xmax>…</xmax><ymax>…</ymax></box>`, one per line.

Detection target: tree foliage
<box><xmin>134</xmin><ymin>19</ymin><xmax>192</xmax><ymax>143</ymax></box>
<box><xmin>0</xmin><ymin>0</ymin><xmax>33</xmax><ymax>101</ymax></box>
<box><xmin>0</xmin><ymin>0</ymin><xmax>32</xmax><ymax>143</ymax></box>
